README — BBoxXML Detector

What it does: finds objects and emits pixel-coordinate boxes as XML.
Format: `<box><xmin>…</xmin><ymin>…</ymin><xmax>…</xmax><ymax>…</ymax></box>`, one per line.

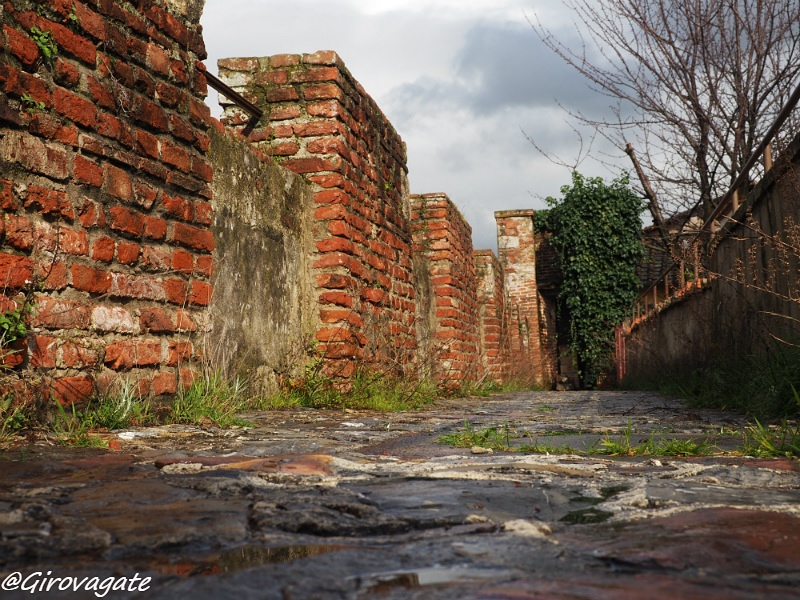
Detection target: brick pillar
<box><xmin>475</xmin><ymin>250</ymin><xmax>510</xmax><ymax>384</ymax></box>
<box><xmin>495</xmin><ymin>210</ymin><xmax>547</xmax><ymax>387</ymax></box>
<box><xmin>217</xmin><ymin>52</ymin><xmax>416</xmax><ymax>379</ymax></box>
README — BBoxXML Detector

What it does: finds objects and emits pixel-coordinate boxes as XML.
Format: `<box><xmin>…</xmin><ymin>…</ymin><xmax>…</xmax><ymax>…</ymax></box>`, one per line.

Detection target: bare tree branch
<box><xmin>527</xmin><ymin>0</ymin><xmax>800</xmax><ymax>222</ymax></box>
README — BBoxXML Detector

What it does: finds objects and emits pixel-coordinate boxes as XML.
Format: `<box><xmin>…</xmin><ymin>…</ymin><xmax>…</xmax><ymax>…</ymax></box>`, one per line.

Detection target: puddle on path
<box><xmin>215</xmin><ymin>544</ymin><xmax>348</xmax><ymax>572</ymax></box>
<box><xmin>351</xmin><ymin>565</ymin><xmax>514</xmax><ymax>593</ymax></box>
<box><xmin>162</xmin><ymin>544</ymin><xmax>360</xmax><ymax>576</ymax></box>
<box><xmin>561</xmin><ymin>485</ymin><xmax>627</xmax><ymax>524</ymax></box>
<box><xmin>560</xmin><ymin>507</ymin><xmax>614</xmax><ymax>524</ymax></box>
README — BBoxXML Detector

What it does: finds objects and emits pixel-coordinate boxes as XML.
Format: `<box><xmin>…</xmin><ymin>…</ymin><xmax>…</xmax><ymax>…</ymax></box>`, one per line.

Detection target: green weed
<box><xmin>592</xmin><ymin>421</ymin><xmax>637</xmax><ymax>455</ymax></box>
<box><xmin>741</xmin><ymin>419</ymin><xmax>800</xmax><ymax>458</ymax></box>
<box><xmin>67</xmin><ymin>4</ymin><xmax>79</xmax><ymax>26</ymax></box>
<box><xmin>439</xmin><ymin>420</ymin><xmax>513</xmax><ymax>451</ymax></box>
<box><xmin>20</xmin><ymin>93</ymin><xmax>46</xmax><ymax>113</ymax></box>
<box><xmin>656</xmin><ymin>437</ymin><xmax>710</xmax><ymax>456</ymax></box>
<box><xmin>518</xmin><ymin>439</ymin><xmax>577</xmax><ymax>454</ymax></box>
<box><xmin>0</xmin><ymin>297</ymin><xmax>33</xmax><ymax>349</ymax></box>
<box><xmin>0</xmin><ymin>287</ymin><xmax>36</xmax><ymax>370</ymax></box>
<box><xmin>52</xmin><ymin>400</ymin><xmax>106</xmax><ymax>447</ymax></box>
<box><xmin>168</xmin><ymin>373</ymin><xmax>252</xmax><ymax>427</ymax></box>
<box><xmin>589</xmin><ymin>421</ymin><xmax>711</xmax><ymax>456</ymax></box>
<box><xmin>740</xmin><ymin>384</ymin><xmax>800</xmax><ymax>458</ymax></box>
<box><xmin>0</xmin><ymin>395</ymin><xmax>28</xmax><ymax>444</ymax></box>
<box><xmin>541</xmin><ymin>428</ymin><xmax>582</xmax><ymax>437</ymax></box>
<box><xmin>274</xmin><ymin>364</ymin><xmax>438</xmax><ymax>411</ymax></box>
<box><xmin>649</xmin><ymin>345</ymin><xmax>800</xmax><ymax>420</ymax></box>
<box><xmin>30</xmin><ymin>26</ymin><xmax>58</xmax><ymax>63</ymax></box>
<box><xmin>449</xmin><ymin>379</ymin><xmax>502</xmax><ymax>398</ymax></box>
<box><xmin>85</xmin><ymin>379</ymin><xmax>153</xmax><ymax>430</ymax></box>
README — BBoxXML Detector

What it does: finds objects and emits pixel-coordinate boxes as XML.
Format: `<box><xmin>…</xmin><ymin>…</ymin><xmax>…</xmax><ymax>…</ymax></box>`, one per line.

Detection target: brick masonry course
<box><xmin>0</xmin><ymin>0</ymin><xmax>212</xmax><ymax>404</ymax></box>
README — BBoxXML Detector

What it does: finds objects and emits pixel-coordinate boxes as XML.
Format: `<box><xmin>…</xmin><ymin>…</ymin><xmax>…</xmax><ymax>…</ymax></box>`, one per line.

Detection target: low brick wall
<box><xmin>495</xmin><ymin>210</ymin><xmax>553</xmax><ymax>387</ymax></box>
<box><xmin>475</xmin><ymin>250</ymin><xmax>510</xmax><ymax>383</ymax></box>
<box><xmin>0</xmin><ymin>0</ymin><xmax>213</xmax><ymax>403</ymax></box>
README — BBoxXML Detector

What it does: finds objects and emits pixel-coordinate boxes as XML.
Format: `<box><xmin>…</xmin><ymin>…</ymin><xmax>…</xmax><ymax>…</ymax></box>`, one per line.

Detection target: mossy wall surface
<box><xmin>209</xmin><ymin>129</ymin><xmax>315</xmax><ymax>394</ymax></box>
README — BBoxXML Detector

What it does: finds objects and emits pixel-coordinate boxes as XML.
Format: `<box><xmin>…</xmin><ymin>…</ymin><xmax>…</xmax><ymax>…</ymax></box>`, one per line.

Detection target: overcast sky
<box><xmin>200</xmin><ymin>0</ymin><xmax>625</xmax><ymax>252</ymax></box>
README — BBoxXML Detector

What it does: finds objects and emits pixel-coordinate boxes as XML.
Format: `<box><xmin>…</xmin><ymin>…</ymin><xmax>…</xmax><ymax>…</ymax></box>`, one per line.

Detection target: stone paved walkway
<box><xmin>1</xmin><ymin>390</ymin><xmax>799</xmax><ymax>599</ymax></box>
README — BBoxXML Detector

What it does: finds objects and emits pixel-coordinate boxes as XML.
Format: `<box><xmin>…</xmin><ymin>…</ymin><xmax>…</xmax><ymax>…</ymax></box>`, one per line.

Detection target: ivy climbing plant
<box><xmin>538</xmin><ymin>172</ymin><xmax>644</xmax><ymax>386</ymax></box>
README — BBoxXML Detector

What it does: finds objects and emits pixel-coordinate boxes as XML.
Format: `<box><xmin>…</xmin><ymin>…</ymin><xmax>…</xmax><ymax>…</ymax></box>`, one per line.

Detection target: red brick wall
<box><xmin>475</xmin><ymin>250</ymin><xmax>510</xmax><ymax>383</ymax></box>
<box><xmin>0</xmin><ymin>0</ymin><xmax>213</xmax><ymax>404</ymax></box>
<box><xmin>410</xmin><ymin>193</ymin><xmax>480</xmax><ymax>386</ymax></box>
<box><xmin>218</xmin><ymin>52</ymin><xmax>416</xmax><ymax>378</ymax></box>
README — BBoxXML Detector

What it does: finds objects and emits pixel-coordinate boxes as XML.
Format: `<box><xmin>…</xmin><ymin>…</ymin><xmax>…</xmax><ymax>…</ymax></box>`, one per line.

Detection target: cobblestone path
<box><xmin>1</xmin><ymin>391</ymin><xmax>798</xmax><ymax>599</ymax></box>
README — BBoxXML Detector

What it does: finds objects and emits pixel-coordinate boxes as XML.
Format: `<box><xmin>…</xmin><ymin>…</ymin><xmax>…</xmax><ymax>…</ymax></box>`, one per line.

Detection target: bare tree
<box><xmin>530</xmin><ymin>0</ymin><xmax>800</xmax><ymax>220</ymax></box>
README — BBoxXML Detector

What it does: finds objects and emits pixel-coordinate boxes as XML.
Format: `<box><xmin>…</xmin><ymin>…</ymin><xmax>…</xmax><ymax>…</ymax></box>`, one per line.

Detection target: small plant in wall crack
<box><xmin>29</xmin><ymin>26</ymin><xmax>58</xmax><ymax>64</ymax></box>
<box><xmin>0</xmin><ymin>283</ymin><xmax>37</xmax><ymax>368</ymax></box>
<box><xmin>20</xmin><ymin>93</ymin><xmax>46</xmax><ymax>113</ymax></box>
<box><xmin>0</xmin><ymin>395</ymin><xmax>29</xmax><ymax>445</ymax></box>
<box><xmin>67</xmin><ymin>4</ymin><xmax>80</xmax><ymax>27</ymax></box>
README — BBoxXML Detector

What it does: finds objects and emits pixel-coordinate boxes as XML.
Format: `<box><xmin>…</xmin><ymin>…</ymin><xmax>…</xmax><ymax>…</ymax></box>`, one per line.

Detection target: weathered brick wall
<box><xmin>495</xmin><ymin>209</ymin><xmax>555</xmax><ymax>387</ymax></box>
<box><xmin>409</xmin><ymin>193</ymin><xmax>480</xmax><ymax>386</ymax></box>
<box><xmin>623</xmin><ymin>134</ymin><xmax>800</xmax><ymax>380</ymax></box>
<box><xmin>475</xmin><ymin>249</ymin><xmax>510</xmax><ymax>383</ymax></box>
<box><xmin>0</xmin><ymin>0</ymin><xmax>548</xmax><ymax>402</ymax></box>
<box><xmin>0</xmin><ymin>0</ymin><xmax>213</xmax><ymax>404</ymax></box>
<box><xmin>217</xmin><ymin>52</ymin><xmax>417</xmax><ymax>379</ymax></box>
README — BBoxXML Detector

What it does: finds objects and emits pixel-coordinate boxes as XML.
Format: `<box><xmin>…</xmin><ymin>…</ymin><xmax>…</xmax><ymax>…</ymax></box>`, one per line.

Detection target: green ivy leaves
<box><xmin>542</xmin><ymin>172</ymin><xmax>644</xmax><ymax>385</ymax></box>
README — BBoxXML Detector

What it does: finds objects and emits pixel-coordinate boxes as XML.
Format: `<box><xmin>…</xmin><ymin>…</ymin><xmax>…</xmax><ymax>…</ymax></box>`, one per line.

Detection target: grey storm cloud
<box><xmin>385</xmin><ymin>21</ymin><xmax>610</xmax><ymax>126</ymax></box>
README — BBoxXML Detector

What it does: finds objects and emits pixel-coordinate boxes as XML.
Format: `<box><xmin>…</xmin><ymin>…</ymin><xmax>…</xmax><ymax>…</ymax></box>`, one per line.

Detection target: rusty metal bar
<box><xmin>199</xmin><ymin>64</ymin><xmax>263</xmax><ymax>122</ymax></box>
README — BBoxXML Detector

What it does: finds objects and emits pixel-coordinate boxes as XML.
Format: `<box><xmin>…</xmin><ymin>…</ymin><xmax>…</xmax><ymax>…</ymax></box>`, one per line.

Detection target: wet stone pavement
<box><xmin>1</xmin><ymin>390</ymin><xmax>799</xmax><ymax>599</ymax></box>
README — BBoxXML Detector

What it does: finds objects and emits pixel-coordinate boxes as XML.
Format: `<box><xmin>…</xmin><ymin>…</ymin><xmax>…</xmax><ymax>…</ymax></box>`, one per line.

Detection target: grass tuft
<box><xmin>438</xmin><ymin>420</ymin><xmax>713</xmax><ymax>457</ymax></box>
<box><xmin>439</xmin><ymin>420</ymin><xmax>513</xmax><ymax>450</ymax></box>
<box><xmin>85</xmin><ymin>379</ymin><xmax>153</xmax><ymax>430</ymax></box>
<box><xmin>272</xmin><ymin>366</ymin><xmax>439</xmax><ymax>411</ymax></box>
<box><xmin>52</xmin><ymin>400</ymin><xmax>106</xmax><ymax>448</ymax></box>
<box><xmin>740</xmin><ymin>384</ymin><xmax>800</xmax><ymax>458</ymax></box>
<box><xmin>168</xmin><ymin>373</ymin><xmax>253</xmax><ymax>427</ymax></box>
